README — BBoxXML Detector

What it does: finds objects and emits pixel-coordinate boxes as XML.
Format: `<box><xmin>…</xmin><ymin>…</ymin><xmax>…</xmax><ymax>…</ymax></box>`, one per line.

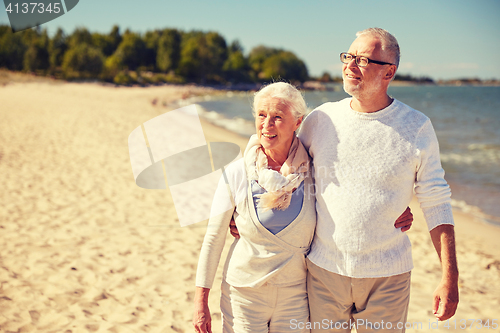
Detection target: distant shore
<box><xmin>2</xmin><ymin>69</ymin><xmax>499</xmax><ymax>92</ymax></box>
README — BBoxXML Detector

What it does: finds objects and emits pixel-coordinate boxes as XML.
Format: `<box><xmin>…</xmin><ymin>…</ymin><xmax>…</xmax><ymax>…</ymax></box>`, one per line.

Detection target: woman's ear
<box><xmin>296</xmin><ymin>116</ymin><xmax>303</xmax><ymax>129</ymax></box>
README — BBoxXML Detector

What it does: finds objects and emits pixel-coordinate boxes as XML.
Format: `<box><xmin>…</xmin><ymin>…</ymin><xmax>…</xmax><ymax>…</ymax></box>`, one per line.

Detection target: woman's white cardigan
<box><xmin>195</xmin><ymin>158</ymin><xmax>316</xmax><ymax>289</ymax></box>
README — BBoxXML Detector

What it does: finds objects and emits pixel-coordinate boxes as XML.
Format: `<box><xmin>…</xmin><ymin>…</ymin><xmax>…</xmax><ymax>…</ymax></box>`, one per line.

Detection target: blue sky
<box><xmin>1</xmin><ymin>0</ymin><xmax>499</xmax><ymax>80</ymax></box>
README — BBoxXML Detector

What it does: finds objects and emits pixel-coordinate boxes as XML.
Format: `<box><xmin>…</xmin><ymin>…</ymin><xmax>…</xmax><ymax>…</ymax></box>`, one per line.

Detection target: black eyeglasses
<box><xmin>340</xmin><ymin>52</ymin><xmax>394</xmax><ymax>67</ymax></box>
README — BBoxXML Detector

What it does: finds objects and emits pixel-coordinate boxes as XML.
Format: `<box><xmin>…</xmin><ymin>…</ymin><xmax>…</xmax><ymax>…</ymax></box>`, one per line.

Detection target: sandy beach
<box><xmin>0</xmin><ymin>74</ymin><xmax>499</xmax><ymax>332</ymax></box>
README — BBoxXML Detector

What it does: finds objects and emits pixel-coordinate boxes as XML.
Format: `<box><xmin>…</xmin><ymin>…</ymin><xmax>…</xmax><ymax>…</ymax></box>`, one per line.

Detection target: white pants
<box><xmin>221</xmin><ymin>280</ymin><xmax>310</xmax><ymax>333</ymax></box>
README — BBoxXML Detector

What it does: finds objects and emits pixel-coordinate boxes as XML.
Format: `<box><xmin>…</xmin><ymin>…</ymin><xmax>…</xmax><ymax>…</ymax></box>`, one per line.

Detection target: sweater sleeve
<box><xmin>298</xmin><ymin>109</ymin><xmax>319</xmax><ymax>157</ymax></box>
<box><xmin>195</xmin><ymin>161</ymin><xmax>244</xmax><ymax>289</ymax></box>
<box><xmin>414</xmin><ymin>119</ymin><xmax>455</xmax><ymax>231</ymax></box>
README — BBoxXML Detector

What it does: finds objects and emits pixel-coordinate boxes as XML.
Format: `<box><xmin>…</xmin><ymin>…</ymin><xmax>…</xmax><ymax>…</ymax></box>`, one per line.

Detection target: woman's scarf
<box><xmin>244</xmin><ymin>134</ymin><xmax>310</xmax><ymax>211</ymax></box>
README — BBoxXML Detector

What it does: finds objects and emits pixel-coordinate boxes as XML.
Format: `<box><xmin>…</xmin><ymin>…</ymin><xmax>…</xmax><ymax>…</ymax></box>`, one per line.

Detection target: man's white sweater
<box><xmin>298</xmin><ymin>98</ymin><xmax>454</xmax><ymax>278</ymax></box>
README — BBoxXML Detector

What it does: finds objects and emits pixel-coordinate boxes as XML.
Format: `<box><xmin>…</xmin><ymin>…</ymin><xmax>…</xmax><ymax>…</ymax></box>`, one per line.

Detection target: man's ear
<box><xmin>384</xmin><ymin>65</ymin><xmax>397</xmax><ymax>81</ymax></box>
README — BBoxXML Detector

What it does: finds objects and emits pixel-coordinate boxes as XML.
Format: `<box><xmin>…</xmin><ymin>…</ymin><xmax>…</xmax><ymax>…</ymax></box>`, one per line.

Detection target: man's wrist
<box><xmin>441</xmin><ymin>270</ymin><xmax>459</xmax><ymax>284</ymax></box>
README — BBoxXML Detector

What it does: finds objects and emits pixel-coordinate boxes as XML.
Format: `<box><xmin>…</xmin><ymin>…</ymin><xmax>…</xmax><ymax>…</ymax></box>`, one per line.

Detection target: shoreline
<box><xmin>2</xmin><ymin>69</ymin><xmax>499</xmax><ymax>90</ymax></box>
<box><xmin>0</xmin><ymin>80</ymin><xmax>499</xmax><ymax>332</ymax></box>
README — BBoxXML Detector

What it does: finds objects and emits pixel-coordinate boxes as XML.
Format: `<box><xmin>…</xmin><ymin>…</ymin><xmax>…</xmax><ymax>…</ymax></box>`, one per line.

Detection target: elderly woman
<box><xmin>193</xmin><ymin>82</ymin><xmax>411</xmax><ymax>333</ymax></box>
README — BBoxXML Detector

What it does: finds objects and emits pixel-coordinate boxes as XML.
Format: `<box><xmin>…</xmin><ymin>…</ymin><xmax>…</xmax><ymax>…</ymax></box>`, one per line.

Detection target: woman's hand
<box><xmin>193</xmin><ymin>287</ymin><xmax>212</xmax><ymax>333</ymax></box>
<box><xmin>394</xmin><ymin>207</ymin><xmax>413</xmax><ymax>232</ymax></box>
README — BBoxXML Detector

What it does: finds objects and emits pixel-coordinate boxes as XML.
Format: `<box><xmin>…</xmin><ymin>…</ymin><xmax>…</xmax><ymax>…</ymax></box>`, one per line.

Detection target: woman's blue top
<box><xmin>251</xmin><ymin>180</ymin><xmax>304</xmax><ymax>234</ymax></box>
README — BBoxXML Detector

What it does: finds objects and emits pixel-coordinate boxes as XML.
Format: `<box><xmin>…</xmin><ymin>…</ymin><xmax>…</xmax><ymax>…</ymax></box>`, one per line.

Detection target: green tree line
<box><xmin>0</xmin><ymin>25</ymin><xmax>309</xmax><ymax>85</ymax></box>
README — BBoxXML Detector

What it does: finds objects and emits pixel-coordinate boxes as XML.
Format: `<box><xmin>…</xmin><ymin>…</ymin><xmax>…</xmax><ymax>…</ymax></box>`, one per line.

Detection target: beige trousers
<box><xmin>306</xmin><ymin>259</ymin><xmax>411</xmax><ymax>333</ymax></box>
<box><xmin>220</xmin><ymin>280</ymin><xmax>310</xmax><ymax>333</ymax></box>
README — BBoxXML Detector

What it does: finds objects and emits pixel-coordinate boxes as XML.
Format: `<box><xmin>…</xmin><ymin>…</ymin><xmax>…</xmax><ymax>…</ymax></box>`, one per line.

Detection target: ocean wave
<box><xmin>451</xmin><ymin>199</ymin><xmax>500</xmax><ymax>227</ymax></box>
<box><xmin>194</xmin><ymin>103</ymin><xmax>255</xmax><ymax>138</ymax></box>
<box><xmin>467</xmin><ymin>143</ymin><xmax>500</xmax><ymax>151</ymax></box>
<box><xmin>440</xmin><ymin>149</ymin><xmax>500</xmax><ymax>165</ymax></box>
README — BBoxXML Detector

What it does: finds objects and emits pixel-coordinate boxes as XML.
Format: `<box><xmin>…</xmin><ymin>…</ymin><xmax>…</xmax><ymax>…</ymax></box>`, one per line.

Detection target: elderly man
<box><xmin>298</xmin><ymin>28</ymin><xmax>458</xmax><ymax>332</ymax></box>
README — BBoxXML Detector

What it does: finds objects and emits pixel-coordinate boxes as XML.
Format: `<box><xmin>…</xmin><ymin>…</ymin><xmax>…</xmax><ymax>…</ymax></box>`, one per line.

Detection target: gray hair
<box><xmin>253</xmin><ymin>82</ymin><xmax>307</xmax><ymax>120</ymax></box>
<box><xmin>356</xmin><ymin>27</ymin><xmax>400</xmax><ymax>68</ymax></box>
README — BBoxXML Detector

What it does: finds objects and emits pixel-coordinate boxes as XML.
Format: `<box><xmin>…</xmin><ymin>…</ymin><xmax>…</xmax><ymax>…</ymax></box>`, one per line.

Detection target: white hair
<box><xmin>356</xmin><ymin>27</ymin><xmax>400</xmax><ymax>68</ymax></box>
<box><xmin>253</xmin><ymin>82</ymin><xmax>307</xmax><ymax>120</ymax></box>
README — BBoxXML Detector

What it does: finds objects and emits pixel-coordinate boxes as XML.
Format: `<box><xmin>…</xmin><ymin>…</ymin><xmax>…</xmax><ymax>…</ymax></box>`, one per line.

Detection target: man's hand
<box><xmin>229</xmin><ymin>217</ymin><xmax>240</xmax><ymax>238</ymax></box>
<box><xmin>394</xmin><ymin>207</ymin><xmax>413</xmax><ymax>232</ymax></box>
<box><xmin>430</xmin><ymin>224</ymin><xmax>459</xmax><ymax>320</ymax></box>
<box><xmin>232</xmin><ymin>208</ymin><xmax>413</xmax><ymax>235</ymax></box>
<box><xmin>433</xmin><ymin>279</ymin><xmax>459</xmax><ymax>321</ymax></box>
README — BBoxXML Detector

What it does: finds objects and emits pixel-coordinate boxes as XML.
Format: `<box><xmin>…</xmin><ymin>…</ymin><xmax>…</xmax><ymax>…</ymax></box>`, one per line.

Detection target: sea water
<box><xmin>191</xmin><ymin>85</ymin><xmax>500</xmax><ymax>226</ymax></box>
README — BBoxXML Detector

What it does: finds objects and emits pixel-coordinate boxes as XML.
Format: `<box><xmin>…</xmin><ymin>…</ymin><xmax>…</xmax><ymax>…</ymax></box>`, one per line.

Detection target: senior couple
<box><xmin>193</xmin><ymin>28</ymin><xmax>459</xmax><ymax>333</ymax></box>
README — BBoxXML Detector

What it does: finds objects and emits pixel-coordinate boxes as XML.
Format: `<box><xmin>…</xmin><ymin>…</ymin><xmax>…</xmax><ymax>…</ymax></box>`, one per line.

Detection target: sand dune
<box><xmin>0</xmin><ymin>78</ymin><xmax>499</xmax><ymax>332</ymax></box>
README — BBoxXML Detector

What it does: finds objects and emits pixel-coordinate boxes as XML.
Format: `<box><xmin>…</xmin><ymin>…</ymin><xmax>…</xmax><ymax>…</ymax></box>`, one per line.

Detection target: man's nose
<box><xmin>346</xmin><ymin>57</ymin><xmax>358</xmax><ymax>70</ymax></box>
